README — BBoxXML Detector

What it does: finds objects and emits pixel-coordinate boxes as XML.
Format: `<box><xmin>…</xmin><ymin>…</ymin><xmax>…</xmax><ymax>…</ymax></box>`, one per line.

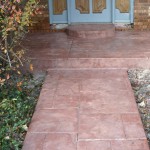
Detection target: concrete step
<box><xmin>30</xmin><ymin>58</ymin><xmax>150</xmax><ymax>72</ymax></box>
<box><xmin>66</xmin><ymin>24</ymin><xmax>115</xmax><ymax>39</ymax></box>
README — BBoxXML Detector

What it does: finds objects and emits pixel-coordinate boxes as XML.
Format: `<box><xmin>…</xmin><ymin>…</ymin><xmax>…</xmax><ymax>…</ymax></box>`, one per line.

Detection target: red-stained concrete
<box><xmin>22</xmin><ymin>69</ymin><xmax>149</xmax><ymax>150</ymax></box>
<box><xmin>66</xmin><ymin>24</ymin><xmax>115</xmax><ymax>39</ymax></box>
<box><xmin>22</xmin><ymin>28</ymin><xmax>150</xmax><ymax>150</ymax></box>
<box><xmin>23</xmin><ymin>31</ymin><xmax>150</xmax><ymax>71</ymax></box>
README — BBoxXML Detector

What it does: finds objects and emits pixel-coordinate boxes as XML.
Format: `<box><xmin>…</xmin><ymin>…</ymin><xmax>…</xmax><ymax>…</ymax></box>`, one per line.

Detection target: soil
<box><xmin>128</xmin><ymin>69</ymin><xmax>150</xmax><ymax>146</ymax></box>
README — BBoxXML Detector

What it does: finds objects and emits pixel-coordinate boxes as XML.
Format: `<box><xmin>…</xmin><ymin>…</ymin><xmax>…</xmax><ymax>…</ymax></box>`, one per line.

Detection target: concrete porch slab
<box><xmin>24</xmin><ymin>31</ymin><xmax>150</xmax><ymax>70</ymax></box>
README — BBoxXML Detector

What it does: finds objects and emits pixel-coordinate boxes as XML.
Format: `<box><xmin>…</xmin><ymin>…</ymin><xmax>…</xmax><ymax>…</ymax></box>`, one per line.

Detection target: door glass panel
<box><xmin>92</xmin><ymin>0</ymin><xmax>106</xmax><ymax>13</ymax></box>
<box><xmin>76</xmin><ymin>0</ymin><xmax>90</xmax><ymax>14</ymax></box>
<box><xmin>116</xmin><ymin>0</ymin><xmax>130</xmax><ymax>13</ymax></box>
<box><xmin>53</xmin><ymin>0</ymin><xmax>67</xmax><ymax>15</ymax></box>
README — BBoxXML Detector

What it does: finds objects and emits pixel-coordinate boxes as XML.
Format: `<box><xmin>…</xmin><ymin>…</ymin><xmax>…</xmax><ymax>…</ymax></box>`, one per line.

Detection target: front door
<box><xmin>49</xmin><ymin>0</ymin><xmax>134</xmax><ymax>24</ymax></box>
<box><xmin>70</xmin><ymin>0</ymin><xmax>112</xmax><ymax>23</ymax></box>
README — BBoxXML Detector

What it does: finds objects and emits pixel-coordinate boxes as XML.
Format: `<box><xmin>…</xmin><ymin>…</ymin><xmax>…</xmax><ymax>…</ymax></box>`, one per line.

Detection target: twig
<box><xmin>5</xmin><ymin>38</ymin><xmax>12</xmax><ymax>67</ymax></box>
<box><xmin>0</xmin><ymin>55</ymin><xmax>9</xmax><ymax>62</ymax></box>
<box><xmin>10</xmin><ymin>50</ymin><xmax>23</xmax><ymax>66</ymax></box>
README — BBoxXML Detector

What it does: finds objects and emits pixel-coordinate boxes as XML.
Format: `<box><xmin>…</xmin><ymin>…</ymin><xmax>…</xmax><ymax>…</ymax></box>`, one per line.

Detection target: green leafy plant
<box><xmin>0</xmin><ymin>73</ymin><xmax>44</xmax><ymax>149</ymax></box>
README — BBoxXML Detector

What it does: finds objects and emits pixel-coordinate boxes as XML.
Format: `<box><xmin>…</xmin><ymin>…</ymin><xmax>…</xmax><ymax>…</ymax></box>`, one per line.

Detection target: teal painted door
<box><xmin>49</xmin><ymin>0</ymin><xmax>134</xmax><ymax>24</ymax></box>
<box><xmin>70</xmin><ymin>0</ymin><xmax>112</xmax><ymax>23</ymax></box>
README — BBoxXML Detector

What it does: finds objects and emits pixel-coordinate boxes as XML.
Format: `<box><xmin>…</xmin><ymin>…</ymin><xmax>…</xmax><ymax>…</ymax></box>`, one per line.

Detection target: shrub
<box><xmin>0</xmin><ymin>0</ymin><xmax>41</xmax><ymax>85</ymax></box>
<box><xmin>0</xmin><ymin>0</ymin><xmax>44</xmax><ymax>149</ymax></box>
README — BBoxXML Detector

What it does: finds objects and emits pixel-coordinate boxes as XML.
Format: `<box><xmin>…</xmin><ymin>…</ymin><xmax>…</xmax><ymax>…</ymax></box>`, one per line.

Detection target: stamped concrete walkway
<box><xmin>22</xmin><ymin>31</ymin><xmax>150</xmax><ymax>150</ymax></box>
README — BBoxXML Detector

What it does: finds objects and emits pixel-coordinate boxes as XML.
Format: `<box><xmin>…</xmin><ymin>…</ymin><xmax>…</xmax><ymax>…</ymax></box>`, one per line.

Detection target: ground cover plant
<box><xmin>0</xmin><ymin>72</ymin><xmax>45</xmax><ymax>149</ymax></box>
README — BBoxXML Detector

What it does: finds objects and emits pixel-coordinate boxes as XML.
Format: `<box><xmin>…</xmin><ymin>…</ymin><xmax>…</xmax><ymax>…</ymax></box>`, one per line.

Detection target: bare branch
<box><xmin>0</xmin><ymin>55</ymin><xmax>9</xmax><ymax>62</ymax></box>
<box><xmin>5</xmin><ymin>38</ymin><xmax>12</xmax><ymax>67</ymax></box>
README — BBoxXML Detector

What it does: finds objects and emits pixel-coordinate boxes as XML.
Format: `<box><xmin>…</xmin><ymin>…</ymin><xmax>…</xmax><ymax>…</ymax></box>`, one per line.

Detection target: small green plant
<box><xmin>0</xmin><ymin>73</ymin><xmax>44</xmax><ymax>149</ymax></box>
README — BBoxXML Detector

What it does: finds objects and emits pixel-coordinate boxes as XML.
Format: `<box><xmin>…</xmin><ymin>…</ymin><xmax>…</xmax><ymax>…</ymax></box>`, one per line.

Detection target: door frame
<box><xmin>49</xmin><ymin>0</ymin><xmax>134</xmax><ymax>24</ymax></box>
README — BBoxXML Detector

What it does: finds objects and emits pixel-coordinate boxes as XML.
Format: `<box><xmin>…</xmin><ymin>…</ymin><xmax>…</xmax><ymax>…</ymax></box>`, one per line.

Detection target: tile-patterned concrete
<box><xmin>22</xmin><ymin>69</ymin><xmax>149</xmax><ymax>150</ymax></box>
<box><xmin>28</xmin><ymin>108</ymin><xmax>78</xmax><ymax>133</ymax></box>
<box><xmin>22</xmin><ymin>29</ymin><xmax>150</xmax><ymax>149</ymax></box>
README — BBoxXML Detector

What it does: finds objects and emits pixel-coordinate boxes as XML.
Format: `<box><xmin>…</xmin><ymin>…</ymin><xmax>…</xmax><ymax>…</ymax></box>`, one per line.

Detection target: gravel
<box><xmin>128</xmin><ymin>69</ymin><xmax>150</xmax><ymax>146</ymax></box>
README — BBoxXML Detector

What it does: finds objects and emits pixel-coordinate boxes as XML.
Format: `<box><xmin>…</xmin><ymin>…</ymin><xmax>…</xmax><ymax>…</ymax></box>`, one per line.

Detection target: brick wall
<box><xmin>134</xmin><ymin>0</ymin><xmax>150</xmax><ymax>30</ymax></box>
<box><xmin>29</xmin><ymin>0</ymin><xmax>150</xmax><ymax>32</ymax></box>
<box><xmin>28</xmin><ymin>0</ymin><xmax>50</xmax><ymax>32</ymax></box>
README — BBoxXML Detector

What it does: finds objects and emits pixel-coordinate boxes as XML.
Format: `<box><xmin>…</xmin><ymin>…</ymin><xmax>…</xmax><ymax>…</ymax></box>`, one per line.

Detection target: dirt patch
<box><xmin>128</xmin><ymin>69</ymin><xmax>150</xmax><ymax>146</ymax></box>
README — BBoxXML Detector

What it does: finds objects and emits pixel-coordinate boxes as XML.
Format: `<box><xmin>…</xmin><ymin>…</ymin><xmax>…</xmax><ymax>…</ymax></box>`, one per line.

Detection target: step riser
<box><xmin>66</xmin><ymin>29</ymin><xmax>115</xmax><ymax>39</ymax></box>
<box><xmin>66</xmin><ymin>24</ymin><xmax>115</xmax><ymax>39</ymax></box>
<box><xmin>29</xmin><ymin>58</ymin><xmax>150</xmax><ymax>71</ymax></box>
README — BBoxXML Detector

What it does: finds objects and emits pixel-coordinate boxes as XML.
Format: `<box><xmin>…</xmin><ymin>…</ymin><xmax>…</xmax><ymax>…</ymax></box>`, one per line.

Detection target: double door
<box><xmin>49</xmin><ymin>0</ymin><xmax>134</xmax><ymax>24</ymax></box>
<box><xmin>71</xmin><ymin>0</ymin><xmax>111</xmax><ymax>23</ymax></box>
